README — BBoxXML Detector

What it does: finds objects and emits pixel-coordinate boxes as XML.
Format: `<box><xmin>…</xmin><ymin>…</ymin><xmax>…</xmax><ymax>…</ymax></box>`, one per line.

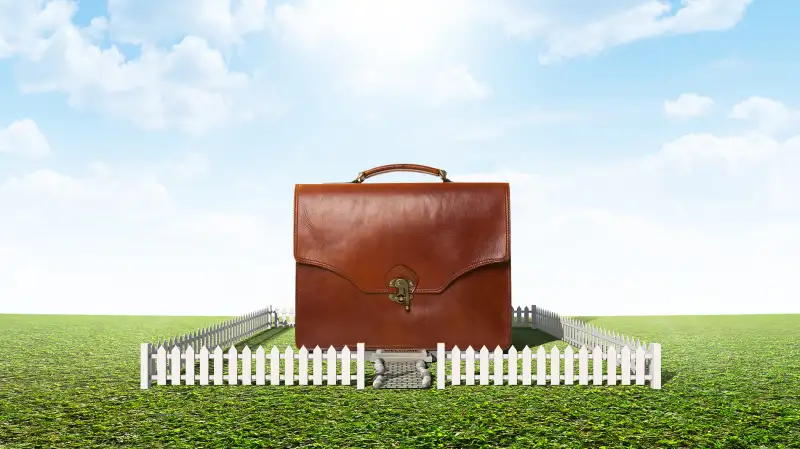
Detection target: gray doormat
<box><xmin>373</xmin><ymin>359</ymin><xmax>432</xmax><ymax>389</ymax></box>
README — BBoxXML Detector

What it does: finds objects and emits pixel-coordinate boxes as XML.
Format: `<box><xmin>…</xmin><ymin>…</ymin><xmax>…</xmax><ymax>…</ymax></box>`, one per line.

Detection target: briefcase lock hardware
<box><xmin>388</xmin><ymin>278</ymin><xmax>414</xmax><ymax>311</ymax></box>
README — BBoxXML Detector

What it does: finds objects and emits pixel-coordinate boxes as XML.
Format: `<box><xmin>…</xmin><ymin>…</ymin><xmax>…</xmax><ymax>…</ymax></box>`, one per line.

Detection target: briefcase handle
<box><xmin>352</xmin><ymin>164</ymin><xmax>452</xmax><ymax>183</ymax></box>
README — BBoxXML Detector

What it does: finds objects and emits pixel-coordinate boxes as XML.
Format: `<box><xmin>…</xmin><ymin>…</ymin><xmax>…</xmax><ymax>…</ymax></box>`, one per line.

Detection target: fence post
<box><xmin>531</xmin><ymin>305</ymin><xmax>537</xmax><ymax>329</ymax></box>
<box><xmin>356</xmin><ymin>343</ymin><xmax>365</xmax><ymax>390</ymax></box>
<box><xmin>650</xmin><ymin>343</ymin><xmax>661</xmax><ymax>389</ymax></box>
<box><xmin>140</xmin><ymin>343</ymin><xmax>152</xmax><ymax>389</ymax></box>
<box><xmin>437</xmin><ymin>343</ymin><xmax>446</xmax><ymax>390</ymax></box>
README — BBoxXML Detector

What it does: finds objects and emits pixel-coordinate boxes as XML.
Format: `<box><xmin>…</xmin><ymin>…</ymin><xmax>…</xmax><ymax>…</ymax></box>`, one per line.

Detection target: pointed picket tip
<box><xmin>550</xmin><ymin>346</ymin><xmax>560</xmax><ymax>355</ymax></box>
<box><xmin>521</xmin><ymin>346</ymin><xmax>532</xmax><ymax>356</ymax></box>
<box><xmin>242</xmin><ymin>346</ymin><xmax>252</xmax><ymax>355</ymax></box>
<box><xmin>536</xmin><ymin>346</ymin><xmax>546</xmax><ymax>355</ymax></box>
<box><xmin>171</xmin><ymin>346</ymin><xmax>181</xmax><ymax>355</ymax></box>
<box><xmin>465</xmin><ymin>346</ymin><xmax>475</xmax><ymax>353</ymax></box>
<box><xmin>214</xmin><ymin>346</ymin><xmax>223</xmax><ymax>353</ymax></box>
<box><xmin>508</xmin><ymin>346</ymin><xmax>518</xmax><ymax>355</ymax></box>
<box><xmin>452</xmin><ymin>345</ymin><xmax>461</xmax><ymax>352</ymax></box>
<box><xmin>299</xmin><ymin>346</ymin><xmax>309</xmax><ymax>355</ymax></box>
<box><xmin>259</xmin><ymin>346</ymin><xmax>269</xmax><ymax>356</ymax></box>
<box><xmin>312</xmin><ymin>346</ymin><xmax>323</xmax><ymax>355</ymax></box>
<box><xmin>480</xmin><ymin>346</ymin><xmax>489</xmax><ymax>353</ymax></box>
<box><xmin>328</xmin><ymin>345</ymin><xmax>336</xmax><ymax>352</ymax></box>
<box><xmin>228</xmin><ymin>346</ymin><xmax>238</xmax><ymax>354</ymax></box>
<box><xmin>157</xmin><ymin>346</ymin><xmax>167</xmax><ymax>355</ymax></box>
<box><xmin>564</xmin><ymin>346</ymin><xmax>574</xmax><ymax>355</ymax></box>
<box><xmin>199</xmin><ymin>346</ymin><xmax>210</xmax><ymax>354</ymax></box>
<box><xmin>341</xmin><ymin>346</ymin><xmax>351</xmax><ymax>356</ymax></box>
<box><xmin>493</xmin><ymin>346</ymin><xmax>504</xmax><ymax>355</ymax></box>
<box><xmin>578</xmin><ymin>346</ymin><xmax>588</xmax><ymax>354</ymax></box>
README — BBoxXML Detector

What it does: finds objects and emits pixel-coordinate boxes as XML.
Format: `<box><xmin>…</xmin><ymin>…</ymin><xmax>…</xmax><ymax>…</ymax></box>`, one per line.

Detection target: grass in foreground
<box><xmin>1</xmin><ymin>313</ymin><xmax>799</xmax><ymax>448</ymax></box>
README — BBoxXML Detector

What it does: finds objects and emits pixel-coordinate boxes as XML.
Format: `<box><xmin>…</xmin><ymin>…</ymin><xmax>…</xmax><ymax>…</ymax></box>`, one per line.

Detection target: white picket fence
<box><xmin>140</xmin><ymin>304</ymin><xmax>662</xmax><ymax>390</ymax></box>
<box><xmin>141</xmin><ymin>343</ymin><xmax>366</xmax><ymax>389</ymax></box>
<box><xmin>150</xmin><ymin>307</ymin><xmax>284</xmax><ymax>352</ymax></box>
<box><xmin>511</xmin><ymin>305</ymin><xmax>658</xmax><ymax>375</ymax></box>
<box><xmin>435</xmin><ymin>343</ymin><xmax>661</xmax><ymax>389</ymax></box>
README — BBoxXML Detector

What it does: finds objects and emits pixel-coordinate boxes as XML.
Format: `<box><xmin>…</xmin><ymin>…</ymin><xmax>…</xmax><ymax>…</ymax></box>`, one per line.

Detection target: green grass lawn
<box><xmin>1</xmin><ymin>314</ymin><xmax>799</xmax><ymax>448</ymax></box>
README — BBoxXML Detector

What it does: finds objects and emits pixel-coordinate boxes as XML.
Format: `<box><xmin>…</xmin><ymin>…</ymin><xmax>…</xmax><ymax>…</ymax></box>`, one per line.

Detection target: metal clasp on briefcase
<box><xmin>388</xmin><ymin>278</ymin><xmax>414</xmax><ymax>311</ymax></box>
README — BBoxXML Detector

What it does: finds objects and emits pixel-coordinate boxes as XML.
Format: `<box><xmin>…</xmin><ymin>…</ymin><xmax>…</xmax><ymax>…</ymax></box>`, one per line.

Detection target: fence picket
<box><xmin>312</xmin><ymin>346</ymin><xmax>323</xmax><ymax>386</ymax></box>
<box><xmin>170</xmin><ymin>346</ymin><xmax>181</xmax><ymax>386</ymax></box>
<box><xmin>341</xmin><ymin>346</ymin><xmax>351</xmax><ymax>386</ymax></box>
<box><xmin>452</xmin><ymin>346</ymin><xmax>461</xmax><ymax>386</ymax></box>
<box><xmin>264</xmin><ymin>347</ymin><xmax>276</xmax><ymax>385</ymax></box>
<box><xmin>521</xmin><ymin>347</ymin><xmax>532</xmax><ymax>386</ymax></box>
<box><xmin>199</xmin><ymin>347</ymin><xmax>210</xmax><ymax>385</ymax></box>
<box><xmin>493</xmin><ymin>347</ymin><xmax>504</xmax><ymax>385</ymax></box>
<box><xmin>479</xmin><ymin>347</ymin><xmax>490</xmax><ymax>385</ymax></box>
<box><xmin>564</xmin><ymin>346</ymin><xmax>574</xmax><ymax>385</ymax></box>
<box><xmin>607</xmin><ymin>346</ymin><xmax>617</xmax><ymax>386</ymax></box>
<box><xmin>213</xmin><ymin>347</ymin><xmax>224</xmax><ymax>385</ymax></box>
<box><xmin>228</xmin><ymin>346</ymin><xmax>238</xmax><ymax>385</ymax></box>
<box><xmin>507</xmin><ymin>346</ymin><xmax>518</xmax><ymax>386</ymax></box>
<box><xmin>550</xmin><ymin>346</ymin><xmax>560</xmax><ymax>386</ymax></box>
<box><xmin>620</xmin><ymin>346</ymin><xmax>631</xmax><ymax>385</ymax></box>
<box><xmin>327</xmin><ymin>346</ymin><xmax>337</xmax><ymax>386</ymax></box>
<box><xmin>536</xmin><ymin>346</ymin><xmax>547</xmax><ymax>386</ymax></box>
<box><xmin>241</xmin><ymin>346</ymin><xmax>252</xmax><ymax>386</ymax></box>
<box><xmin>465</xmin><ymin>347</ymin><xmax>475</xmax><ymax>386</ymax></box>
<box><xmin>285</xmin><ymin>347</ymin><xmax>295</xmax><ymax>386</ymax></box>
<box><xmin>156</xmin><ymin>346</ymin><xmax>167</xmax><ymax>386</ymax></box>
<box><xmin>298</xmin><ymin>347</ymin><xmax>309</xmax><ymax>386</ymax></box>
<box><xmin>186</xmin><ymin>346</ymin><xmax>195</xmax><ymax>385</ymax></box>
<box><xmin>593</xmin><ymin>346</ymin><xmax>603</xmax><ymax>386</ymax></box>
<box><xmin>635</xmin><ymin>347</ymin><xmax>646</xmax><ymax>385</ymax></box>
<box><xmin>578</xmin><ymin>347</ymin><xmax>589</xmax><ymax>385</ymax></box>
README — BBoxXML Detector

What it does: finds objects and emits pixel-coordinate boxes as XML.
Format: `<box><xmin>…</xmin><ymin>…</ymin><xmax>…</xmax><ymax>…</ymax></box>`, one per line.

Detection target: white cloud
<box><xmin>106</xmin><ymin>0</ymin><xmax>269</xmax><ymax>47</ymax></box>
<box><xmin>0</xmin><ymin>1</ymin><xmax>279</xmax><ymax>134</ymax></box>
<box><xmin>663</xmin><ymin>93</ymin><xmax>714</xmax><ymax>118</ymax></box>
<box><xmin>0</xmin><ymin>165</ymin><xmax>171</xmax><ymax>214</ymax></box>
<box><xmin>0</xmin><ymin>119</ymin><xmax>51</xmax><ymax>158</ymax></box>
<box><xmin>730</xmin><ymin>96</ymin><xmax>799</xmax><ymax>134</ymax></box>
<box><xmin>460</xmin><ymin>129</ymin><xmax>799</xmax><ymax>316</ymax></box>
<box><xmin>538</xmin><ymin>0</ymin><xmax>754</xmax><ymax>64</ymax></box>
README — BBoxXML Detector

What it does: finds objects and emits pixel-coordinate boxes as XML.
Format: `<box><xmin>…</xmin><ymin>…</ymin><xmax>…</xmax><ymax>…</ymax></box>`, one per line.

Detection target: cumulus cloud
<box><xmin>0</xmin><ymin>1</ymin><xmax>279</xmax><ymax>134</ymax></box>
<box><xmin>730</xmin><ymin>96</ymin><xmax>800</xmax><ymax>134</ymax></box>
<box><xmin>663</xmin><ymin>93</ymin><xmax>714</xmax><ymax>118</ymax></box>
<box><xmin>106</xmin><ymin>0</ymin><xmax>269</xmax><ymax>47</ymax></box>
<box><xmin>0</xmin><ymin>119</ymin><xmax>51</xmax><ymax>158</ymax></box>
<box><xmin>538</xmin><ymin>0</ymin><xmax>754</xmax><ymax>64</ymax></box>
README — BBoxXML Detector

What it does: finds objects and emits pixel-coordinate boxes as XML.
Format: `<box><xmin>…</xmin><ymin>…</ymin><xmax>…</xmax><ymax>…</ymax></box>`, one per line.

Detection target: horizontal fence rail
<box><xmin>436</xmin><ymin>343</ymin><xmax>661</xmax><ymax>389</ymax></box>
<box><xmin>141</xmin><ymin>343</ymin><xmax>366</xmax><ymax>389</ymax></box>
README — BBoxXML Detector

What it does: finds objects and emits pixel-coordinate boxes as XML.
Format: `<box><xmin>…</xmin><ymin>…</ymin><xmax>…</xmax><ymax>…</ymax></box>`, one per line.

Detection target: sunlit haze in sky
<box><xmin>1</xmin><ymin>0</ymin><xmax>798</xmax><ymax>317</ymax></box>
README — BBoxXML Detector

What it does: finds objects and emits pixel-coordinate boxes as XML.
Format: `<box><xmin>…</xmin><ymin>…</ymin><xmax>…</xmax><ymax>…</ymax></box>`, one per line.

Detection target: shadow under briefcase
<box><xmin>294</xmin><ymin>164</ymin><xmax>511</xmax><ymax>351</ymax></box>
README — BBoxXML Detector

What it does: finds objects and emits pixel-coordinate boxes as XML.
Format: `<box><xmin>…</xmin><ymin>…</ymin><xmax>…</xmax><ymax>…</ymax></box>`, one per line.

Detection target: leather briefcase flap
<box><xmin>294</xmin><ymin>182</ymin><xmax>510</xmax><ymax>294</ymax></box>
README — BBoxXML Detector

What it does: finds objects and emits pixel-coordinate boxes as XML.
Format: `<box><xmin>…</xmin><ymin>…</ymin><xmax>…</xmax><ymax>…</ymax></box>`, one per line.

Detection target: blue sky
<box><xmin>1</xmin><ymin>0</ymin><xmax>798</xmax><ymax>316</ymax></box>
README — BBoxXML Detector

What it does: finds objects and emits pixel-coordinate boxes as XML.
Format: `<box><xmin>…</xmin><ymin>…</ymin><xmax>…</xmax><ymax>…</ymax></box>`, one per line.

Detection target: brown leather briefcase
<box><xmin>294</xmin><ymin>164</ymin><xmax>511</xmax><ymax>351</ymax></box>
